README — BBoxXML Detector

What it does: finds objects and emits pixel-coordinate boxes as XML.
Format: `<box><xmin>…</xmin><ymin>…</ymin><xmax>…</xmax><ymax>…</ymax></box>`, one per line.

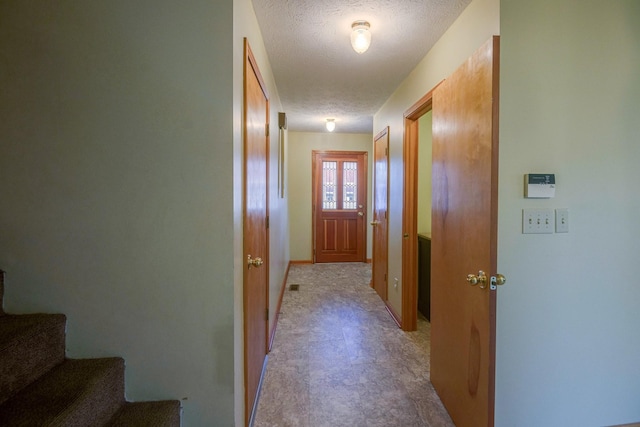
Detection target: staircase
<box><xmin>0</xmin><ymin>270</ymin><xmax>181</xmax><ymax>426</ymax></box>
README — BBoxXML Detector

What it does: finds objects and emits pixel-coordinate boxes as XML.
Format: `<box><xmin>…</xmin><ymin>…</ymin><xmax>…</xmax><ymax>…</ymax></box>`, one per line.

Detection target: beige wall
<box><xmin>373</xmin><ymin>0</ymin><xmax>500</xmax><ymax>316</ymax></box>
<box><xmin>0</xmin><ymin>0</ymin><xmax>288</xmax><ymax>425</ymax></box>
<box><xmin>496</xmin><ymin>0</ymin><xmax>640</xmax><ymax>425</ymax></box>
<box><xmin>417</xmin><ymin>111</ymin><xmax>433</xmax><ymax>235</ymax></box>
<box><xmin>288</xmin><ymin>132</ymin><xmax>373</xmax><ymax>262</ymax></box>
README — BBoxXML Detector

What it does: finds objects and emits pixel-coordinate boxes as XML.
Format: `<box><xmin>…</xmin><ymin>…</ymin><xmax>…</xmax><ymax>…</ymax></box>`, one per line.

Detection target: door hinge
<box><xmin>266</xmin><ymin>216</ymin><xmax>269</xmax><ymax>229</ymax></box>
<box><xmin>266</xmin><ymin>308</ymin><xmax>269</xmax><ymax>321</ymax></box>
<box><xmin>385</xmin><ymin>147</ymin><xmax>388</xmax><ymax>156</ymax></box>
<box><xmin>384</xmin><ymin>273</ymin><xmax>387</xmax><ymax>282</ymax></box>
<box><xmin>265</xmin><ymin>123</ymin><xmax>269</xmax><ymax>137</ymax></box>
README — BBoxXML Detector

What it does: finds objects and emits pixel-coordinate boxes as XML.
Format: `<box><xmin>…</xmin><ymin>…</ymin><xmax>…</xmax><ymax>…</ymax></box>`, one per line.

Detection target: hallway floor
<box><xmin>253</xmin><ymin>263</ymin><xmax>454</xmax><ymax>427</ymax></box>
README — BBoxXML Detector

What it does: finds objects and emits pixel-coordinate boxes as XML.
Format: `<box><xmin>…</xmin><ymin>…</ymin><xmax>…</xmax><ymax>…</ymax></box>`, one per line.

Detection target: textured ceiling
<box><xmin>252</xmin><ymin>0</ymin><xmax>472</xmax><ymax>133</ymax></box>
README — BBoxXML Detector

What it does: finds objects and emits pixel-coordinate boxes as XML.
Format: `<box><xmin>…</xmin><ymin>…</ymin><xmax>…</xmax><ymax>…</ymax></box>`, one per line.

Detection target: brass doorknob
<box><xmin>370</xmin><ymin>221</ymin><xmax>379</xmax><ymax>226</ymax></box>
<box><xmin>493</xmin><ymin>274</ymin><xmax>506</xmax><ymax>286</ymax></box>
<box><xmin>358</xmin><ymin>212</ymin><xmax>364</xmax><ymax>217</ymax></box>
<box><xmin>247</xmin><ymin>254</ymin><xmax>264</xmax><ymax>269</ymax></box>
<box><xmin>467</xmin><ymin>271</ymin><xmax>507</xmax><ymax>290</ymax></box>
<box><xmin>466</xmin><ymin>270</ymin><xmax>488</xmax><ymax>289</ymax></box>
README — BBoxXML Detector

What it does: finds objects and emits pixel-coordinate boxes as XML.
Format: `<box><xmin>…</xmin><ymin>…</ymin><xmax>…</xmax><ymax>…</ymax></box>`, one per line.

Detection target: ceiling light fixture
<box><xmin>325</xmin><ymin>119</ymin><xmax>336</xmax><ymax>132</ymax></box>
<box><xmin>350</xmin><ymin>21</ymin><xmax>371</xmax><ymax>54</ymax></box>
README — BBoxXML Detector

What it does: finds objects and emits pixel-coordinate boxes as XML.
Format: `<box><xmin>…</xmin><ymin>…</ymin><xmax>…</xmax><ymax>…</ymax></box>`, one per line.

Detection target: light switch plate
<box><xmin>555</xmin><ymin>208</ymin><xmax>569</xmax><ymax>233</ymax></box>
<box><xmin>522</xmin><ymin>208</ymin><xmax>554</xmax><ymax>234</ymax></box>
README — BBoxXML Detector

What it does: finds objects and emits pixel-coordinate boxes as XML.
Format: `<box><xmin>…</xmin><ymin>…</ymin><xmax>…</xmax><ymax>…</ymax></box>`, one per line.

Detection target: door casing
<box><xmin>401</xmin><ymin>83</ymin><xmax>442</xmax><ymax>331</ymax></box>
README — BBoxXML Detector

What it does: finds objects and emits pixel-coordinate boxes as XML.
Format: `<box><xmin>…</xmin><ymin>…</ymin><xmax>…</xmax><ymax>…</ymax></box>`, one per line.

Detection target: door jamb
<box><xmin>401</xmin><ymin>82</ymin><xmax>443</xmax><ymax>331</ymax></box>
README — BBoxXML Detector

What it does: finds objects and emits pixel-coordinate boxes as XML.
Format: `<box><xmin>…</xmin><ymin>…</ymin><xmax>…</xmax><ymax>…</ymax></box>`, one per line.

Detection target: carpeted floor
<box><xmin>253</xmin><ymin>262</ymin><xmax>454</xmax><ymax>427</ymax></box>
<box><xmin>0</xmin><ymin>270</ymin><xmax>180</xmax><ymax>426</ymax></box>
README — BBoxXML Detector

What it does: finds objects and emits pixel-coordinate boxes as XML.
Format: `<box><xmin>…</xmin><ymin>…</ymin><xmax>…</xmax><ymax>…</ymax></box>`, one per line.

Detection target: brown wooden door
<box><xmin>243</xmin><ymin>40</ymin><xmax>269</xmax><ymax>426</ymax></box>
<box><xmin>371</xmin><ymin>129</ymin><xmax>389</xmax><ymax>300</ymax></box>
<box><xmin>313</xmin><ymin>151</ymin><xmax>367</xmax><ymax>263</ymax></box>
<box><xmin>430</xmin><ymin>36</ymin><xmax>500</xmax><ymax>427</ymax></box>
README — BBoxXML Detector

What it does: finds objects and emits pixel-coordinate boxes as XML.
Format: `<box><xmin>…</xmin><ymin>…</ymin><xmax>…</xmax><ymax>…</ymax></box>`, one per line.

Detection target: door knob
<box><xmin>467</xmin><ymin>271</ymin><xmax>507</xmax><ymax>290</ymax></box>
<box><xmin>370</xmin><ymin>220</ymin><xmax>379</xmax><ymax>226</ymax></box>
<box><xmin>466</xmin><ymin>270</ymin><xmax>488</xmax><ymax>289</ymax></box>
<box><xmin>490</xmin><ymin>274</ymin><xmax>507</xmax><ymax>290</ymax></box>
<box><xmin>358</xmin><ymin>212</ymin><xmax>364</xmax><ymax>217</ymax></box>
<box><xmin>247</xmin><ymin>254</ymin><xmax>264</xmax><ymax>269</ymax></box>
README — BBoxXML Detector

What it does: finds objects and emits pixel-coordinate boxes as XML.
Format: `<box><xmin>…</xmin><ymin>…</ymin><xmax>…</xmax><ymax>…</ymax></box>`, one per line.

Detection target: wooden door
<box><xmin>371</xmin><ymin>128</ymin><xmax>389</xmax><ymax>301</ymax></box>
<box><xmin>430</xmin><ymin>36</ymin><xmax>500</xmax><ymax>427</ymax></box>
<box><xmin>243</xmin><ymin>40</ymin><xmax>269</xmax><ymax>426</ymax></box>
<box><xmin>313</xmin><ymin>151</ymin><xmax>367</xmax><ymax>263</ymax></box>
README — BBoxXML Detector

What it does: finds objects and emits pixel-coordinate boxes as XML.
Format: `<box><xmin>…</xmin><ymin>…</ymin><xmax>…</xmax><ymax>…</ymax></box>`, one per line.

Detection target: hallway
<box><xmin>254</xmin><ymin>263</ymin><xmax>454</xmax><ymax>427</ymax></box>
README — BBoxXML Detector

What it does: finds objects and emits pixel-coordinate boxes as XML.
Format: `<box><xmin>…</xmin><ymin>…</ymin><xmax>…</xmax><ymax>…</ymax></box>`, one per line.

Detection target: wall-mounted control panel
<box><xmin>524</xmin><ymin>174</ymin><xmax>555</xmax><ymax>198</ymax></box>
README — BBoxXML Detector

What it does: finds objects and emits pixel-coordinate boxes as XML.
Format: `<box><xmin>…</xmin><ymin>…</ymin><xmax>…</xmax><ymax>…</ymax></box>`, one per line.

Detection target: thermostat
<box><xmin>524</xmin><ymin>174</ymin><xmax>555</xmax><ymax>198</ymax></box>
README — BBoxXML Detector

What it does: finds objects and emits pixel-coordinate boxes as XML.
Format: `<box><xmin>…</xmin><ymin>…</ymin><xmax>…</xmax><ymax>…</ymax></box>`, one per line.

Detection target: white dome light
<box><xmin>325</xmin><ymin>119</ymin><xmax>336</xmax><ymax>132</ymax></box>
<box><xmin>350</xmin><ymin>21</ymin><xmax>371</xmax><ymax>54</ymax></box>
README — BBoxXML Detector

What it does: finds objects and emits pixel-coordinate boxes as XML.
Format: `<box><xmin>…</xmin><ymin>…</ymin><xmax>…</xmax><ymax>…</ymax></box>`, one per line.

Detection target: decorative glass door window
<box><xmin>321</xmin><ymin>160</ymin><xmax>359</xmax><ymax>210</ymax></box>
<box><xmin>322</xmin><ymin>161</ymin><xmax>337</xmax><ymax>209</ymax></box>
<box><xmin>343</xmin><ymin>161</ymin><xmax>358</xmax><ymax>210</ymax></box>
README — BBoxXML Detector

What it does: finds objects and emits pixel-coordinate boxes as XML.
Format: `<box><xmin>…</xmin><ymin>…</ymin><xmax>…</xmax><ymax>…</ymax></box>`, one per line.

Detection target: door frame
<box><xmin>311</xmin><ymin>150</ymin><xmax>368</xmax><ymax>263</ymax></box>
<box><xmin>401</xmin><ymin>82</ymin><xmax>442</xmax><ymax>331</ymax></box>
<box><xmin>243</xmin><ymin>39</ymin><xmax>270</xmax><ymax>427</ymax></box>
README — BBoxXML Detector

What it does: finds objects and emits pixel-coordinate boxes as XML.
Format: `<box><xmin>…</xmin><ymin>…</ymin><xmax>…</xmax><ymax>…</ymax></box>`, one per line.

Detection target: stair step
<box><xmin>0</xmin><ymin>314</ymin><xmax>66</xmax><ymax>405</ymax></box>
<box><xmin>0</xmin><ymin>358</ymin><xmax>125</xmax><ymax>426</ymax></box>
<box><xmin>106</xmin><ymin>401</ymin><xmax>181</xmax><ymax>427</ymax></box>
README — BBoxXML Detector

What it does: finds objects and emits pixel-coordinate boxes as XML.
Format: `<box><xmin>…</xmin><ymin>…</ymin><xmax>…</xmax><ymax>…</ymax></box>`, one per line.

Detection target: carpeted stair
<box><xmin>0</xmin><ymin>270</ymin><xmax>181</xmax><ymax>426</ymax></box>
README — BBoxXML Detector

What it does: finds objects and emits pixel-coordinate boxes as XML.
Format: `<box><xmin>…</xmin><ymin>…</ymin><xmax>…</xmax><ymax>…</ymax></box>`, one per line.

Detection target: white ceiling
<box><xmin>252</xmin><ymin>0</ymin><xmax>472</xmax><ymax>133</ymax></box>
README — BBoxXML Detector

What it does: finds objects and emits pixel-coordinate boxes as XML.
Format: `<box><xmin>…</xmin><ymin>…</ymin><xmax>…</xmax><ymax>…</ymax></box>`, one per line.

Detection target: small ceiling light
<box><xmin>351</xmin><ymin>21</ymin><xmax>371</xmax><ymax>54</ymax></box>
<box><xmin>325</xmin><ymin>119</ymin><xmax>336</xmax><ymax>132</ymax></box>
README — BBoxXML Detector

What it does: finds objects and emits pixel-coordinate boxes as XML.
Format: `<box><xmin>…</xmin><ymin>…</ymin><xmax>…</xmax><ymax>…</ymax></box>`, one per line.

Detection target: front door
<box><xmin>371</xmin><ymin>129</ymin><xmax>389</xmax><ymax>301</ymax></box>
<box><xmin>313</xmin><ymin>151</ymin><xmax>367</xmax><ymax>263</ymax></box>
<box><xmin>430</xmin><ymin>36</ymin><xmax>500</xmax><ymax>427</ymax></box>
<box><xmin>243</xmin><ymin>40</ymin><xmax>269</xmax><ymax>426</ymax></box>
